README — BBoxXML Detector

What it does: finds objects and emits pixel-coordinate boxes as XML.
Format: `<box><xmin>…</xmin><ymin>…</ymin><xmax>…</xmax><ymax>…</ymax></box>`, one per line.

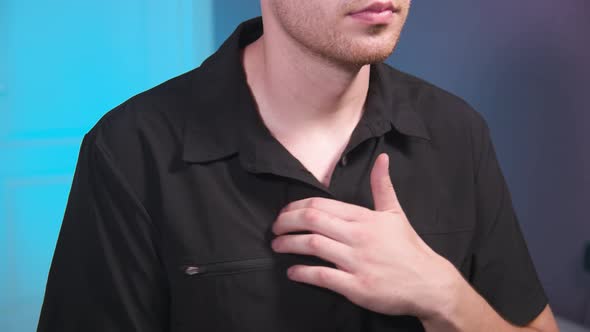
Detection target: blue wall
<box><xmin>0</xmin><ymin>1</ymin><xmax>213</xmax><ymax>330</ymax></box>
<box><xmin>1</xmin><ymin>0</ymin><xmax>589</xmax><ymax>330</ymax></box>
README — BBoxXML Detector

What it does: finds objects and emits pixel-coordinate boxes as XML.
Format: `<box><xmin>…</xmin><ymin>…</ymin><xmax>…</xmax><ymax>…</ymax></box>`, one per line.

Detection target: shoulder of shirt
<box><xmin>379</xmin><ymin>62</ymin><xmax>489</xmax><ymax>135</ymax></box>
<box><xmin>378</xmin><ymin>63</ymin><xmax>493</xmax><ymax>176</ymax></box>
<box><xmin>76</xmin><ymin>67</ymin><xmax>206</xmax><ymax>205</ymax></box>
<box><xmin>82</xmin><ymin>65</ymin><xmax>201</xmax><ymax>151</ymax></box>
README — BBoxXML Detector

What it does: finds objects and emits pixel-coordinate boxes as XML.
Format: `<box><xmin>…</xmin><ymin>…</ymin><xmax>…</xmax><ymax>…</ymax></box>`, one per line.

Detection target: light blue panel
<box><xmin>3</xmin><ymin>0</ymin><xmax>213</xmax><ymax>140</ymax></box>
<box><xmin>1</xmin><ymin>139</ymin><xmax>82</xmax><ymax>177</ymax></box>
<box><xmin>0</xmin><ymin>0</ymin><xmax>9</xmax><ymax>135</ymax></box>
<box><xmin>1</xmin><ymin>180</ymin><xmax>71</xmax><ymax>332</ymax></box>
<box><xmin>0</xmin><ymin>1</ymin><xmax>214</xmax><ymax>331</ymax></box>
<box><xmin>191</xmin><ymin>0</ymin><xmax>214</xmax><ymax>63</ymax></box>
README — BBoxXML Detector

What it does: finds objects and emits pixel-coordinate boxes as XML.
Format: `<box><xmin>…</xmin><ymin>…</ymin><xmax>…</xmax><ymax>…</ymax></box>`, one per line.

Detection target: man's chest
<box><xmin>151</xmin><ymin>142</ymin><xmax>477</xmax><ymax>331</ymax></box>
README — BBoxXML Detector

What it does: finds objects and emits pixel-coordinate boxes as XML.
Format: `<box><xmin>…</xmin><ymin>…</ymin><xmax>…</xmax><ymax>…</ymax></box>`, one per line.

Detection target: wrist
<box><xmin>420</xmin><ymin>257</ymin><xmax>468</xmax><ymax>331</ymax></box>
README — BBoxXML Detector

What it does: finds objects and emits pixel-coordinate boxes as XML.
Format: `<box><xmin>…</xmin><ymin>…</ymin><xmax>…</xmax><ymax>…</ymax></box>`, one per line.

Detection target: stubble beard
<box><xmin>272</xmin><ymin>3</ymin><xmax>406</xmax><ymax>70</ymax></box>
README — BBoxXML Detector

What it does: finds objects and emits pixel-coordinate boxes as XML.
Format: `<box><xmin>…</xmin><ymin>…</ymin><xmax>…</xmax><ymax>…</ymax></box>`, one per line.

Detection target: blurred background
<box><xmin>1</xmin><ymin>0</ymin><xmax>588</xmax><ymax>331</ymax></box>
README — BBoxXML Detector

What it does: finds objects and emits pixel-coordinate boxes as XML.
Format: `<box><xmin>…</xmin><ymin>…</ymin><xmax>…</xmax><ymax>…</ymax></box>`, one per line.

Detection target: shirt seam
<box><xmin>91</xmin><ymin>134</ymin><xmax>157</xmax><ymax>230</ymax></box>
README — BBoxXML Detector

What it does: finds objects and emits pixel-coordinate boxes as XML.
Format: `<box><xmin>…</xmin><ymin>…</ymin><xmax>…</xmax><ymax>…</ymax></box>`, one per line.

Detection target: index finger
<box><xmin>281</xmin><ymin>197</ymin><xmax>372</xmax><ymax>222</ymax></box>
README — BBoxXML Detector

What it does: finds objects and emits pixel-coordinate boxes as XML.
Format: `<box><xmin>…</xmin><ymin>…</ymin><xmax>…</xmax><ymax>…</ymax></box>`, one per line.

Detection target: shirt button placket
<box><xmin>340</xmin><ymin>154</ymin><xmax>348</xmax><ymax>167</ymax></box>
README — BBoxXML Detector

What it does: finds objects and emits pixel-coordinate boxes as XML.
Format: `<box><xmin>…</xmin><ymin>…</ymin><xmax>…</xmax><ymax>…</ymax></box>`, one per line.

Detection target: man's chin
<box><xmin>302</xmin><ymin>35</ymin><xmax>398</xmax><ymax>68</ymax></box>
<box><xmin>337</xmin><ymin>36</ymin><xmax>399</xmax><ymax>65</ymax></box>
<box><xmin>335</xmin><ymin>49</ymin><xmax>395</xmax><ymax>67</ymax></box>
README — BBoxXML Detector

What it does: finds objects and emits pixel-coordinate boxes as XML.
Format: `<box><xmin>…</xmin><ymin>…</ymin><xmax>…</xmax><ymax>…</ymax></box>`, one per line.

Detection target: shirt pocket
<box><xmin>170</xmin><ymin>256</ymin><xmax>279</xmax><ymax>330</ymax></box>
<box><xmin>415</xmin><ymin>202</ymin><xmax>476</xmax><ymax>273</ymax></box>
<box><xmin>169</xmin><ymin>255</ymin><xmax>353</xmax><ymax>332</ymax></box>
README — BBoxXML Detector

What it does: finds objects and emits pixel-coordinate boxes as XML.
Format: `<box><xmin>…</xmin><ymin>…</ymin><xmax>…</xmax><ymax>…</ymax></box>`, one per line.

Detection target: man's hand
<box><xmin>270</xmin><ymin>153</ymin><xmax>459</xmax><ymax>319</ymax></box>
<box><xmin>271</xmin><ymin>153</ymin><xmax>560</xmax><ymax>332</ymax></box>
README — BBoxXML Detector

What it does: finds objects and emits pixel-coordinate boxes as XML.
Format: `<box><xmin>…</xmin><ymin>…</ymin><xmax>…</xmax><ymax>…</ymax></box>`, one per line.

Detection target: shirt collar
<box><xmin>182</xmin><ymin>17</ymin><xmax>430</xmax><ymax>165</ymax></box>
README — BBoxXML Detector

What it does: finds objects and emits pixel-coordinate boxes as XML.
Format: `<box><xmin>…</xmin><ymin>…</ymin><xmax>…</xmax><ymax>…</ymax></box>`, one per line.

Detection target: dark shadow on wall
<box><xmin>476</xmin><ymin>40</ymin><xmax>590</xmax><ymax>325</ymax></box>
<box><xmin>213</xmin><ymin>0</ymin><xmax>260</xmax><ymax>48</ymax></box>
<box><xmin>388</xmin><ymin>0</ymin><xmax>590</xmax><ymax>325</ymax></box>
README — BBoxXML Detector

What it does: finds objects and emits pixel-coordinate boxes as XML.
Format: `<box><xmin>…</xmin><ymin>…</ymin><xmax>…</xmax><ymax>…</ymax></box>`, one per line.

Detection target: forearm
<box><xmin>419</xmin><ymin>266</ymin><xmax>544</xmax><ymax>332</ymax></box>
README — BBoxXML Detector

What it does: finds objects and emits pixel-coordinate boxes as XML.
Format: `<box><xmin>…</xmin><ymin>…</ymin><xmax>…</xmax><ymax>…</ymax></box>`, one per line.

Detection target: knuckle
<box><xmin>381</xmin><ymin>178</ymin><xmax>394</xmax><ymax>190</ymax></box>
<box><xmin>385</xmin><ymin>182</ymin><xmax>395</xmax><ymax>191</ymax></box>
<box><xmin>271</xmin><ymin>223</ymin><xmax>280</xmax><ymax>235</ymax></box>
<box><xmin>351</xmin><ymin>252</ymin><xmax>364</xmax><ymax>268</ymax></box>
<box><xmin>357</xmin><ymin>272</ymin><xmax>379</xmax><ymax>292</ymax></box>
<box><xmin>307</xmin><ymin>234</ymin><xmax>323</xmax><ymax>251</ymax></box>
<box><xmin>360</xmin><ymin>251</ymin><xmax>377</xmax><ymax>265</ymax></box>
<box><xmin>302</xmin><ymin>208</ymin><xmax>321</xmax><ymax>225</ymax></box>
<box><xmin>316</xmin><ymin>268</ymin><xmax>331</xmax><ymax>284</ymax></box>
<box><xmin>306</xmin><ymin>198</ymin><xmax>322</xmax><ymax>209</ymax></box>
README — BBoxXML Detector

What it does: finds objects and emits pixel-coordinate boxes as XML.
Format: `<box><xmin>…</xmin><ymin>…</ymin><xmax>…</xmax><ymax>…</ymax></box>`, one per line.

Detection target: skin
<box><xmin>243</xmin><ymin>0</ymin><xmax>561</xmax><ymax>331</ymax></box>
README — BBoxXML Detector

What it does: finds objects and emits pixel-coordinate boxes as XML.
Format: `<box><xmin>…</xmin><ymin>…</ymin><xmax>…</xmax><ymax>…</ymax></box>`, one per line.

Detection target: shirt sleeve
<box><xmin>469</xmin><ymin>113</ymin><xmax>548</xmax><ymax>326</ymax></box>
<box><xmin>37</xmin><ymin>132</ymin><xmax>168</xmax><ymax>332</ymax></box>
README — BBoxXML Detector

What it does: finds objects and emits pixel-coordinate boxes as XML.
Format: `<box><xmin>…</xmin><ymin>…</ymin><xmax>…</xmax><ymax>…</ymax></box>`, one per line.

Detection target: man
<box><xmin>38</xmin><ymin>1</ymin><xmax>560</xmax><ymax>331</ymax></box>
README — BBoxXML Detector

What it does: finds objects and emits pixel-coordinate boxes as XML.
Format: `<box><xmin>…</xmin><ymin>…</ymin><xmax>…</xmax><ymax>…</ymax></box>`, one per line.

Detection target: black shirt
<box><xmin>38</xmin><ymin>17</ymin><xmax>548</xmax><ymax>332</ymax></box>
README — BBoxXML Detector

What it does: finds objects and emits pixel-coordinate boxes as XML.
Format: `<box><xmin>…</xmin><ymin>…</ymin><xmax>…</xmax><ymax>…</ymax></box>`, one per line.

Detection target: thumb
<box><xmin>370</xmin><ymin>153</ymin><xmax>400</xmax><ymax>212</ymax></box>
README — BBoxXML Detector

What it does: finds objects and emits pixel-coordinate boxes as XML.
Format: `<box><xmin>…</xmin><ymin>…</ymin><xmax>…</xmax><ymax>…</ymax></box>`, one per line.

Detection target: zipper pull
<box><xmin>184</xmin><ymin>266</ymin><xmax>201</xmax><ymax>276</ymax></box>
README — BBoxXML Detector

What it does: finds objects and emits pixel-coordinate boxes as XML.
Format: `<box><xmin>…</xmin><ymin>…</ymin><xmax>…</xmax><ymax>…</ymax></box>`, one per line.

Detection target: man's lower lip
<box><xmin>348</xmin><ymin>10</ymin><xmax>394</xmax><ymax>24</ymax></box>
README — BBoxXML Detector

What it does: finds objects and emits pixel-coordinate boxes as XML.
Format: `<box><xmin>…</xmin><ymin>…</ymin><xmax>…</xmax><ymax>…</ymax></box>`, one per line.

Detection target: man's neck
<box><xmin>242</xmin><ymin>29</ymin><xmax>371</xmax><ymax>140</ymax></box>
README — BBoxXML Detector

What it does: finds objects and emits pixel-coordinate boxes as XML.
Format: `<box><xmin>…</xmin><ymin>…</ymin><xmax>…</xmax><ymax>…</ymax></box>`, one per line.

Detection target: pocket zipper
<box><xmin>182</xmin><ymin>257</ymin><xmax>276</xmax><ymax>277</ymax></box>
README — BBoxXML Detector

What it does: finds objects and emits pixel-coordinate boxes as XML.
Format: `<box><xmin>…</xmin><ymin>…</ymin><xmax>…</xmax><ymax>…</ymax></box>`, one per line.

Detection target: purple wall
<box><xmin>390</xmin><ymin>1</ymin><xmax>590</xmax><ymax>324</ymax></box>
<box><xmin>213</xmin><ymin>0</ymin><xmax>590</xmax><ymax>325</ymax></box>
